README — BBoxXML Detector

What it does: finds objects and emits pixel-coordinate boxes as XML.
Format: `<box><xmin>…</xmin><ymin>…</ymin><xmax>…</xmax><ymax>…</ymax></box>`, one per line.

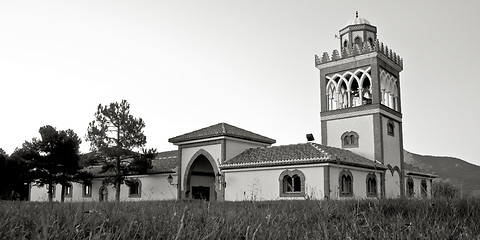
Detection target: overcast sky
<box><xmin>1</xmin><ymin>1</ymin><xmax>479</xmax><ymax>166</ymax></box>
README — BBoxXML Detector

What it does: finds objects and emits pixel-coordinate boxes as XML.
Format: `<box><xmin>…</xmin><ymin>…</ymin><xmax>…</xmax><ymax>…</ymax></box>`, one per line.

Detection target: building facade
<box><xmin>30</xmin><ymin>15</ymin><xmax>435</xmax><ymax>202</ymax></box>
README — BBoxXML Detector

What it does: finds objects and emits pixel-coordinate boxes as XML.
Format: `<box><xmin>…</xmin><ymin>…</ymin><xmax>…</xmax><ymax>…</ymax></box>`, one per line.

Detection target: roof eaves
<box><xmin>221</xmin><ymin>157</ymin><xmax>331</xmax><ymax>169</ymax></box>
<box><xmin>406</xmin><ymin>171</ymin><xmax>437</xmax><ymax>178</ymax></box>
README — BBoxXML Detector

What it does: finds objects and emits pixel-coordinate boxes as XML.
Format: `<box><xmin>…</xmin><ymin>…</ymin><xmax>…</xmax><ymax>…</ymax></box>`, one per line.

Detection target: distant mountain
<box><xmin>404</xmin><ymin>150</ymin><xmax>480</xmax><ymax>197</ymax></box>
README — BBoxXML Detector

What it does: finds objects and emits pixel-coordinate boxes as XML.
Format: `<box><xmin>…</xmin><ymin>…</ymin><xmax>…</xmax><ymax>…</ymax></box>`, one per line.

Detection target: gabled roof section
<box><xmin>168</xmin><ymin>123</ymin><xmax>276</xmax><ymax>145</ymax></box>
<box><xmin>221</xmin><ymin>142</ymin><xmax>386</xmax><ymax>170</ymax></box>
<box><xmin>85</xmin><ymin>150</ymin><xmax>179</xmax><ymax>177</ymax></box>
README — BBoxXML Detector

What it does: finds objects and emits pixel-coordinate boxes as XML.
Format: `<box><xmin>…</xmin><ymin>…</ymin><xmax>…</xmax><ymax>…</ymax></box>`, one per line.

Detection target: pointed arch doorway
<box><xmin>184</xmin><ymin>151</ymin><xmax>220</xmax><ymax>201</ymax></box>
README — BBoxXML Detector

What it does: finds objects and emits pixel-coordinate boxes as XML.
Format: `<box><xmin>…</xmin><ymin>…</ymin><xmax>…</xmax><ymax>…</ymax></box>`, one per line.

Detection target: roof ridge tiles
<box><xmin>168</xmin><ymin>122</ymin><xmax>276</xmax><ymax>144</ymax></box>
<box><xmin>221</xmin><ymin>157</ymin><xmax>330</xmax><ymax>167</ymax></box>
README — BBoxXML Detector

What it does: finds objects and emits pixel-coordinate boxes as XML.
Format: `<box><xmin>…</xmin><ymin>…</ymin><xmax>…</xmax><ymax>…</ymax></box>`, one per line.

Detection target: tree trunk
<box><xmin>60</xmin><ymin>184</ymin><xmax>65</xmax><ymax>202</ymax></box>
<box><xmin>115</xmin><ymin>155</ymin><xmax>121</xmax><ymax>202</ymax></box>
<box><xmin>48</xmin><ymin>184</ymin><xmax>53</xmax><ymax>202</ymax></box>
<box><xmin>115</xmin><ymin>180</ymin><xmax>121</xmax><ymax>202</ymax></box>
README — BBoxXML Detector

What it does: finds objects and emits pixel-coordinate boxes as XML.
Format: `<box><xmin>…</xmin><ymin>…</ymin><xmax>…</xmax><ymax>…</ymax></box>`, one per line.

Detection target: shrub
<box><xmin>0</xmin><ymin>199</ymin><xmax>479</xmax><ymax>239</ymax></box>
<box><xmin>432</xmin><ymin>180</ymin><xmax>459</xmax><ymax>198</ymax></box>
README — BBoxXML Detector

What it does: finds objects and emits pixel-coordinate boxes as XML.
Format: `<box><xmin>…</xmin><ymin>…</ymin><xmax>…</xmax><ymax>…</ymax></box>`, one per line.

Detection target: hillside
<box><xmin>404</xmin><ymin>150</ymin><xmax>480</xmax><ymax>197</ymax></box>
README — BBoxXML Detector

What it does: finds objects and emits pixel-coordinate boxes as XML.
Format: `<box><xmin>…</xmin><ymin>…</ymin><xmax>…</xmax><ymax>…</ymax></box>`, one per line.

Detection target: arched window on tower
<box><xmin>339</xmin><ymin>84</ymin><xmax>348</xmax><ymax>109</ymax></box>
<box><xmin>387</xmin><ymin>120</ymin><xmax>395</xmax><ymax>136</ymax></box>
<box><xmin>354</xmin><ymin>36</ymin><xmax>362</xmax><ymax>48</ymax></box>
<box><xmin>327</xmin><ymin>83</ymin><xmax>336</xmax><ymax>110</ymax></box>
<box><xmin>368</xmin><ymin>37</ymin><xmax>374</xmax><ymax>48</ymax></box>
<box><xmin>341</xmin><ymin>131</ymin><xmax>359</xmax><ymax>148</ymax></box>
<box><xmin>343</xmin><ymin>40</ymin><xmax>348</xmax><ymax>49</ymax></box>
<box><xmin>362</xmin><ymin>75</ymin><xmax>372</xmax><ymax>105</ymax></box>
<box><xmin>350</xmin><ymin>79</ymin><xmax>360</xmax><ymax>107</ymax></box>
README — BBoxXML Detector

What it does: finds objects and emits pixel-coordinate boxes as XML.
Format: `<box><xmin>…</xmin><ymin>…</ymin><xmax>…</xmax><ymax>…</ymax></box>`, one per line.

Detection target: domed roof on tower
<box><xmin>344</xmin><ymin>11</ymin><xmax>372</xmax><ymax>27</ymax></box>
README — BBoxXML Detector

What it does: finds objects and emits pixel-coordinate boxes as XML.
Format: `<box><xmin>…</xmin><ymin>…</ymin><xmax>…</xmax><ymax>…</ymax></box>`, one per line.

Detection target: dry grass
<box><xmin>0</xmin><ymin>198</ymin><xmax>479</xmax><ymax>239</ymax></box>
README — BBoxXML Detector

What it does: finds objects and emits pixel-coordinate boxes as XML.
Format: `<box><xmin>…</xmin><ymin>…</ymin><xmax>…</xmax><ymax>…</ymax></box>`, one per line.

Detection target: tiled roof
<box><xmin>150</xmin><ymin>150</ymin><xmax>179</xmax><ymax>173</ymax></box>
<box><xmin>85</xmin><ymin>150</ymin><xmax>178</xmax><ymax>177</ymax></box>
<box><xmin>221</xmin><ymin>142</ymin><xmax>386</xmax><ymax>170</ymax></box>
<box><xmin>168</xmin><ymin>123</ymin><xmax>276</xmax><ymax>144</ymax></box>
<box><xmin>404</xmin><ymin>162</ymin><xmax>437</xmax><ymax>178</ymax></box>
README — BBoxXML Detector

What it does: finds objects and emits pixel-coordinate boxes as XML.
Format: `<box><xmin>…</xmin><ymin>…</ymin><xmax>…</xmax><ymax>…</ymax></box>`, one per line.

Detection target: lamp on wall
<box><xmin>167</xmin><ymin>174</ymin><xmax>178</xmax><ymax>187</ymax></box>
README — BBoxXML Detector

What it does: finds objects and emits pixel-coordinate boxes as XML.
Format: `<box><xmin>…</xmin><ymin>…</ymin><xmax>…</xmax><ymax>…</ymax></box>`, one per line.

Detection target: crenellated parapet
<box><xmin>315</xmin><ymin>39</ymin><xmax>403</xmax><ymax>69</ymax></box>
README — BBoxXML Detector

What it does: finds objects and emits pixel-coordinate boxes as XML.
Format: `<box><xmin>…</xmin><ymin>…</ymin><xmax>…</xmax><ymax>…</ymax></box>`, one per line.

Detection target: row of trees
<box><xmin>0</xmin><ymin>100</ymin><xmax>156</xmax><ymax>202</ymax></box>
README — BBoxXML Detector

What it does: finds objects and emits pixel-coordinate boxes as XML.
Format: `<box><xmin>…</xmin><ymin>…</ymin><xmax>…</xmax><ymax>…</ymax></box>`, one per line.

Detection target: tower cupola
<box><xmin>339</xmin><ymin>12</ymin><xmax>377</xmax><ymax>50</ymax></box>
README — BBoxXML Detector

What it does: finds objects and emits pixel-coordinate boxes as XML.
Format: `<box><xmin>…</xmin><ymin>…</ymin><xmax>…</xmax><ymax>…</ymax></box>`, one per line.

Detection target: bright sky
<box><xmin>1</xmin><ymin>1</ymin><xmax>479</xmax><ymax>166</ymax></box>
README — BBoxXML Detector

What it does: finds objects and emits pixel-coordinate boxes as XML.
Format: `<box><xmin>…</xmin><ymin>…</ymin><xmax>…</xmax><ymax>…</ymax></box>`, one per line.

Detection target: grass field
<box><xmin>0</xmin><ymin>198</ymin><xmax>479</xmax><ymax>239</ymax></box>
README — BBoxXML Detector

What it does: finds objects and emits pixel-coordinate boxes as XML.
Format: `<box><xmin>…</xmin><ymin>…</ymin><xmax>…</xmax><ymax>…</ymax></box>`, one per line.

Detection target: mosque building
<box><xmin>30</xmin><ymin>14</ymin><xmax>436</xmax><ymax>202</ymax></box>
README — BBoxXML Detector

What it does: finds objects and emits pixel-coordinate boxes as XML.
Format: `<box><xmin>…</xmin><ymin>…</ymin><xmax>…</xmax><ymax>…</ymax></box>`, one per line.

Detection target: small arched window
<box><xmin>343</xmin><ymin>40</ymin><xmax>348</xmax><ymax>49</ymax></box>
<box><xmin>421</xmin><ymin>180</ymin><xmax>428</xmax><ymax>198</ymax></box>
<box><xmin>407</xmin><ymin>177</ymin><xmax>414</xmax><ymax>197</ymax></box>
<box><xmin>366</xmin><ymin>173</ymin><xmax>377</xmax><ymax>197</ymax></box>
<box><xmin>127</xmin><ymin>178</ymin><xmax>142</xmax><ymax>198</ymax></box>
<box><xmin>341</xmin><ymin>131</ymin><xmax>359</xmax><ymax>148</ymax></box>
<box><xmin>279</xmin><ymin>170</ymin><xmax>305</xmax><ymax>197</ymax></box>
<box><xmin>368</xmin><ymin>37</ymin><xmax>374</xmax><ymax>48</ymax></box>
<box><xmin>339</xmin><ymin>169</ymin><xmax>353</xmax><ymax>197</ymax></box>
<box><xmin>387</xmin><ymin>120</ymin><xmax>395</xmax><ymax>136</ymax></box>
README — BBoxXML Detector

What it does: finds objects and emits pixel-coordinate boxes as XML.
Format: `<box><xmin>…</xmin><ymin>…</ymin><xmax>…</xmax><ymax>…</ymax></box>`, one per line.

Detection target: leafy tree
<box><xmin>86</xmin><ymin>100</ymin><xmax>156</xmax><ymax>202</ymax></box>
<box><xmin>1</xmin><ymin>149</ymin><xmax>33</xmax><ymax>200</ymax></box>
<box><xmin>17</xmin><ymin>126</ymin><xmax>90</xmax><ymax>202</ymax></box>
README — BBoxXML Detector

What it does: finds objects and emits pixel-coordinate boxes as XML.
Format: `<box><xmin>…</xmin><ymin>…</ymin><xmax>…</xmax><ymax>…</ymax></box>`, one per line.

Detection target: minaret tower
<box><xmin>315</xmin><ymin>13</ymin><xmax>405</xmax><ymax>198</ymax></box>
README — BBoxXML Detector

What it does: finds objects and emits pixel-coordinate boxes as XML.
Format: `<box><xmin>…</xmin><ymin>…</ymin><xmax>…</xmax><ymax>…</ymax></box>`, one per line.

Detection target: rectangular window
<box><xmin>65</xmin><ymin>184</ymin><xmax>72</xmax><ymax>198</ymax></box>
<box><xmin>49</xmin><ymin>184</ymin><xmax>56</xmax><ymax>198</ymax></box>
<box><xmin>128</xmin><ymin>179</ymin><xmax>141</xmax><ymax>198</ymax></box>
<box><xmin>83</xmin><ymin>183</ymin><xmax>92</xmax><ymax>197</ymax></box>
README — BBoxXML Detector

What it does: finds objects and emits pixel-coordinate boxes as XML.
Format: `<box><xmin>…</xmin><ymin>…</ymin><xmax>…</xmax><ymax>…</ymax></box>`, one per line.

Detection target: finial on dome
<box><xmin>356</xmin><ymin>11</ymin><xmax>358</xmax><ymax>18</ymax></box>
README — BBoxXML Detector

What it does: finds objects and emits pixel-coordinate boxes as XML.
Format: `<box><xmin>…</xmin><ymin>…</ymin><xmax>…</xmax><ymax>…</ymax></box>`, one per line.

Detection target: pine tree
<box><xmin>86</xmin><ymin>100</ymin><xmax>156</xmax><ymax>202</ymax></box>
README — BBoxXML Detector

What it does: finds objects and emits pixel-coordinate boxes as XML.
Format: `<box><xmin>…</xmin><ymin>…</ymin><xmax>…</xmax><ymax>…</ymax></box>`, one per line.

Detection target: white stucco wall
<box><xmin>327</xmin><ymin>115</ymin><xmax>374</xmax><ymax>161</ymax></box>
<box><xmin>328</xmin><ymin>166</ymin><xmax>381</xmax><ymax>199</ymax></box>
<box><xmin>224</xmin><ymin>165</ymin><xmax>325</xmax><ymax>201</ymax></box>
<box><xmin>30</xmin><ymin>184</ymin><xmax>57</xmax><ymax>201</ymax></box>
<box><xmin>29</xmin><ymin>173</ymin><xmax>178</xmax><ymax>202</ymax></box>
<box><xmin>385</xmin><ymin>170</ymin><xmax>401</xmax><ymax>198</ymax></box>
<box><xmin>382</xmin><ymin>116</ymin><xmax>402</xmax><ymax>199</ymax></box>
<box><xmin>382</xmin><ymin>117</ymin><xmax>402</xmax><ymax>168</ymax></box>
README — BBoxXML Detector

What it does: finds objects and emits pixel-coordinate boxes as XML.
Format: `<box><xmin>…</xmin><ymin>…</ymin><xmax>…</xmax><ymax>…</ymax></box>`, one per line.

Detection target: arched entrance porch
<box><xmin>184</xmin><ymin>151</ymin><xmax>221</xmax><ymax>201</ymax></box>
